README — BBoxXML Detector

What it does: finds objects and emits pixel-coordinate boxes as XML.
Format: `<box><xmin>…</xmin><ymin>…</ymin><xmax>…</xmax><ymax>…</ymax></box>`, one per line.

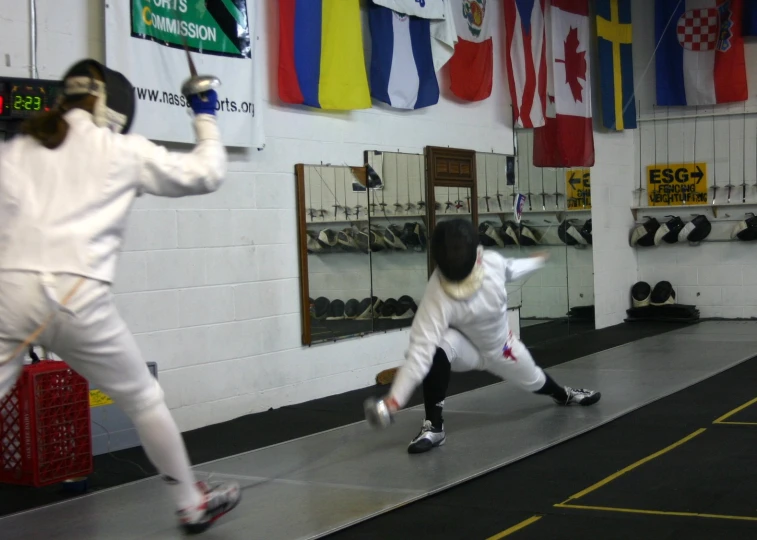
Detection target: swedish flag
<box><xmin>596</xmin><ymin>0</ymin><xmax>637</xmax><ymax>131</ymax></box>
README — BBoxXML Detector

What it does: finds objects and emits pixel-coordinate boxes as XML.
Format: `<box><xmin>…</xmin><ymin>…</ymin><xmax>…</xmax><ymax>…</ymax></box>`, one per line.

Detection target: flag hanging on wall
<box><xmin>532</xmin><ymin>0</ymin><xmax>595</xmax><ymax>167</ymax></box>
<box><xmin>368</xmin><ymin>4</ymin><xmax>440</xmax><ymax>110</ymax></box>
<box><xmin>655</xmin><ymin>0</ymin><xmax>747</xmax><ymax>106</ymax></box>
<box><xmin>504</xmin><ymin>0</ymin><xmax>547</xmax><ymax>128</ymax></box>
<box><xmin>449</xmin><ymin>0</ymin><xmax>494</xmax><ymax>101</ymax></box>
<box><xmin>596</xmin><ymin>0</ymin><xmax>637</xmax><ymax>131</ymax></box>
<box><xmin>278</xmin><ymin>0</ymin><xmax>371</xmax><ymax>110</ymax></box>
<box><xmin>372</xmin><ymin>0</ymin><xmax>458</xmax><ymax>71</ymax></box>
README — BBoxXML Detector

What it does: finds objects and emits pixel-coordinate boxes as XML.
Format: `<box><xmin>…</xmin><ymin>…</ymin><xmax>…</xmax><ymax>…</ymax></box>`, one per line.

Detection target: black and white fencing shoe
<box><xmin>407</xmin><ymin>420</ymin><xmax>446</xmax><ymax>454</ymax></box>
<box><xmin>556</xmin><ymin>387</ymin><xmax>601</xmax><ymax>406</ymax></box>
<box><xmin>178</xmin><ymin>481</ymin><xmax>241</xmax><ymax>535</ymax></box>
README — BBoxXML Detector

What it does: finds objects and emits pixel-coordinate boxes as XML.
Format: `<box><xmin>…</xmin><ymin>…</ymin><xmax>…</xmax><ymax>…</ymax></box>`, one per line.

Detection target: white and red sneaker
<box><xmin>177</xmin><ymin>481</ymin><xmax>241</xmax><ymax>535</ymax></box>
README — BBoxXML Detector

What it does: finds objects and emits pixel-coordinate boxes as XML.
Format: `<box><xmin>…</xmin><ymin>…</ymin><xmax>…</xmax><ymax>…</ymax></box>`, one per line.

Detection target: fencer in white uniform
<box><xmin>365</xmin><ymin>219</ymin><xmax>601</xmax><ymax>454</ymax></box>
<box><xmin>0</xmin><ymin>59</ymin><xmax>239</xmax><ymax>534</ymax></box>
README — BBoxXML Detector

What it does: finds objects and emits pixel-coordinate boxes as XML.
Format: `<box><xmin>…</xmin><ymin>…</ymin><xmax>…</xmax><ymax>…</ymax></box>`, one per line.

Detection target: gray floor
<box><xmin>2</xmin><ymin>322</ymin><xmax>756</xmax><ymax>540</ymax></box>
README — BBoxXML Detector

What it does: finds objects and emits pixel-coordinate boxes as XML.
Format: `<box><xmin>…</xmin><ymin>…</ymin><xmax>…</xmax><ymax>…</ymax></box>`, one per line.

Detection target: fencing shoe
<box><xmin>178</xmin><ymin>481</ymin><xmax>241</xmax><ymax>535</ymax></box>
<box><xmin>555</xmin><ymin>387</ymin><xmax>601</xmax><ymax>406</ymax></box>
<box><xmin>407</xmin><ymin>420</ymin><xmax>446</xmax><ymax>454</ymax></box>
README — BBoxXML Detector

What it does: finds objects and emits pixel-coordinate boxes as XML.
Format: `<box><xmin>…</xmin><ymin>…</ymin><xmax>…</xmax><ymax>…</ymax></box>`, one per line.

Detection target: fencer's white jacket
<box><xmin>0</xmin><ymin>109</ymin><xmax>225</xmax><ymax>285</ymax></box>
<box><xmin>389</xmin><ymin>250</ymin><xmax>545</xmax><ymax>408</ymax></box>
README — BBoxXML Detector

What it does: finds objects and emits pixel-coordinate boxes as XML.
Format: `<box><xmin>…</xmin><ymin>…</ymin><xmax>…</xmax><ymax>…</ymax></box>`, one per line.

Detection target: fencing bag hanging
<box><xmin>630</xmin><ymin>218</ymin><xmax>660</xmax><ymax>247</ymax></box>
<box><xmin>580</xmin><ymin>219</ymin><xmax>593</xmax><ymax>245</ymax></box>
<box><xmin>678</xmin><ymin>215</ymin><xmax>711</xmax><ymax>244</ymax></box>
<box><xmin>479</xmin><ymin>221</ymin><xmax>505</xmax><ymax>248</ymax></box>
<box><xmin>654</xmin><ymin>216</ymin><xmax>685</xmax><ymax>245</ymax></box>
<box><xmin>732</xmin><ymin>215</ymin><xmax>757</xmax><ymax>241</ymax></box>
<box><xmin>62</xmin><ymin>59</ymin><xmax>136</xmax><ymax>134</ymax></box>
<box><xmin>650</xmin><ymin>281</ymin><xmax>676</xmax><ymax>306</ymax></box>
<box><xmin>631</xmin><ymin>281</ymin><xmax>652</xmax><ymax>308</ymax></box>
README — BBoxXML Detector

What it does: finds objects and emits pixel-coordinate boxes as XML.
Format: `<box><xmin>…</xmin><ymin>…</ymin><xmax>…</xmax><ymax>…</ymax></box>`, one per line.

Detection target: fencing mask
<box><xmin>62</xmin><ymin>59</ymin><xmax>136</xmax><ymax>134</ymax></box>
<box><xmin>630</xmin><ymin>218</ymin><xmax>660</xmax><ymax>247</ymax></box>
<box><xmin>732</xmin><ymin>215</ymin><xmax>757</xmax><ymax>241</ymax></box>
<box><xmin>678</xmin><ymin>215</ymin><xmax>711</xmax><ymax>244</ymax></box>
<box><xmin>654</xmin><ymin>216</ymin><xmax>685</xmax><ymax>245</ymax></box>
<box><xmin>559</xmin><ymin>220</ymin><xmax>588</xmax><ymax>246</ymax></box>
<box><xmin>432</xmin><ymin>219</ymin><xmax>484</xmax><ymax>300</ymax></box>
<box><xmin>631</xmin><ymin>281</ymin><xmax>652</xmax><ymax>308</ymax></box>
<box><xmin>650</xmin><ymin>281</ymin><xmax>676</xmax><ymax>306</ymax></box>
<box><xmin>479</xmin><ymin>221</ymin><xmax>505</xmax><ymax>248</ymax></box>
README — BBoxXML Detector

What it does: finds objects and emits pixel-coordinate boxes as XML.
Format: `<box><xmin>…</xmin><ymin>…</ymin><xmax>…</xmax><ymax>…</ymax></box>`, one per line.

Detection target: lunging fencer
<box><xmin>365</xmin><ymin>219</ymin><xmax>601</xmax><ymax>453</ymax></box>
<box><xmin>0</xmin><ymin>59</ymin><xmax>239</xmax><ymax>534</ymax></box>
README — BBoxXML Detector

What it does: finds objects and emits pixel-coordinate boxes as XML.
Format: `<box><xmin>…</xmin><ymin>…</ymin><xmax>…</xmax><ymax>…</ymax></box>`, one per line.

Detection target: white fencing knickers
<box><xmin>0</xmin><ymin>271</ymin><xmax>203</xmax><ymax>511</ymax></box>
<box><xmin>438</xmin><ymin>328</ymin><xmax>547</xmax><ymax>391</ymax></box>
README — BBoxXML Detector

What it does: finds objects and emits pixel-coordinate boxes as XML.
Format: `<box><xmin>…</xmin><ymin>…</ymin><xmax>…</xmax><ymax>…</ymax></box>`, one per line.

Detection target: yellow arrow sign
<box><xmin>565</xmin><ymin>169</ymin><xmax>591</xmax><ymax>210</ymax></box>
<box><xmin>646</xmin><ymin>163</ymin><xmax>707</xmax><ymax>206</ymax></box>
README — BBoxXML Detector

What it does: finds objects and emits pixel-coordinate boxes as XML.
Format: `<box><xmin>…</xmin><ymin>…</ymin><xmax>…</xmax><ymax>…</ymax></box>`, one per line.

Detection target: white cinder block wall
<box><xmin>627</xmin><ymin>0</ymin><xmax>757</xmax><ymax>320</ymax></box>
<box><xmin>2</xmin><ymin>0</ymin><xmax>550</xmax><ymax>431</ymax></box>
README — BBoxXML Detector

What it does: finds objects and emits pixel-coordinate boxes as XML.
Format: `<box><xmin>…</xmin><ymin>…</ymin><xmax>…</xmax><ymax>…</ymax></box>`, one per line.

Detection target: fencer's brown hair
<box><xmin>20</xmin><ymin>63</ymin><xmax>102</xmax><ymax>150</ymax></box>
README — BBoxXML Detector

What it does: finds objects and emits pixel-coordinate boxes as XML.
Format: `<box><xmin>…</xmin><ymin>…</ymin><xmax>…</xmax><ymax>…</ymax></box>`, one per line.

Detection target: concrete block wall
<box><xmin>3</xmin><ymin>0</ymin><xmax>543</xmax><ymax>431</ymax></box>
<box><xmin>624</xmin><ymin>0</ymin><xmax>757</xmax><ymax>322</ymax></box>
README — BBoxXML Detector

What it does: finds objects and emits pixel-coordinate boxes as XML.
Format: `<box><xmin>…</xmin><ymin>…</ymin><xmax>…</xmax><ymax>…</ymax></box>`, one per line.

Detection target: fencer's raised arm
<box><xmin>127</xmin><ymin>93</ymin><xmax>226</xmax><ymax>198</ymax></box>
<box><xmin>502</xmin><ymin>252</ymin><xmax>547</xmax><ymax>282</ymax></box>
<box><xmin>389</xmin><ymin>277</ymin><xmax>450</xmax><ymax>408</ymax></box>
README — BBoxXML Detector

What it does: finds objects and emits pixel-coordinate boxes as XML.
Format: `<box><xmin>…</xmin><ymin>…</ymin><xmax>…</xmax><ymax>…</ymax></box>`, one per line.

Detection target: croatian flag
<box><xmin>449</xmin><ymin>0</ymin><xmax>494</xmax><ymax>102</ymax></box>
<box><xmin>655</xmin><ymin>0</ymin><xmax>747</xmax><ymax>106</ymax></box>
<box><xmin>369</xmin><ymin>4</ymin><xmax>440</xmax><ymax>110</ymax></box>
<box><xmin>505</xmin><ymin>0</ymin><xmax>547</xmax><ymax>128</ymax></box>
<box><xmin>532</xmin><ymin>0</ymin><xmax>595</xmax><ymax>168</ymax></box>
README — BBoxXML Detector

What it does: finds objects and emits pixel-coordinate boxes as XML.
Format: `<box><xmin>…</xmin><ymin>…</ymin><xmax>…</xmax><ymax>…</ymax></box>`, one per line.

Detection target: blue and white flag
<box><xmin>514</xmin><ymin>193</ymin><xmax>527</xmax><ymax>223</ymax></box>
<box><xmin>368</xmin><ymin>4</ymin><xmax>440</xmax><ymax>109</ymax></box>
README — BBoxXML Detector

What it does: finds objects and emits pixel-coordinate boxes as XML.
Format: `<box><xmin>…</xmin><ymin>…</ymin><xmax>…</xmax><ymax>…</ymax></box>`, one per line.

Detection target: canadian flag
<box><xmin>449</xmin><ymin>0</ymin><xmax>494</xmax><ymax>102</ymax></box>
<box><xmin>533</xmin><ymin>0</ymin><xmax>595</xmax><ymax>168</ymax></box>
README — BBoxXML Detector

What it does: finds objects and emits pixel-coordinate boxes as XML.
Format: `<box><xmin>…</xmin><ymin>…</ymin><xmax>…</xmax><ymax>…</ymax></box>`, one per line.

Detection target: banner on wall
<box><xmin>104</xmin><ymin>0</ymin><xmax>264</xmax><ymax>148</ymax></box>
<box><xmin>565</xmin><ymin>169</ymin><xmax>592</xmax><ymax>209</ymax></box>
<box><xmin>646</xmin><ymin>163</ymin><xmax>708</xmax><ymax>206</ymax></box>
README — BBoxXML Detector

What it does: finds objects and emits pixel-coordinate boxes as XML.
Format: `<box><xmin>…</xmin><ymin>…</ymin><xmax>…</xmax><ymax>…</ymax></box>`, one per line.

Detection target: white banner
<box><xmin>104</xmin><ymin>0</ymin><xmax>264</xmax><ymax>148</ymax></box>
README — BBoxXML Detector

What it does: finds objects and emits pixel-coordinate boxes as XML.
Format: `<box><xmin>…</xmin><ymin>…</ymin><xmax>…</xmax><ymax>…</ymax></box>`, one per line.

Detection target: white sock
<box><xmin>130</xmin><ymin>401</ymin><xmax>204</xmax><ymax>512</ymax></box>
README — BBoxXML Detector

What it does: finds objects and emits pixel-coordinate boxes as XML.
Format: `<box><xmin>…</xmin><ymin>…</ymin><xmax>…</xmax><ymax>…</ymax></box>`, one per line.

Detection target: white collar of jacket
<box><xmin>439</xmin><ymin>246</ymin><xmax>485</xmax><ymax>300</ymax></box>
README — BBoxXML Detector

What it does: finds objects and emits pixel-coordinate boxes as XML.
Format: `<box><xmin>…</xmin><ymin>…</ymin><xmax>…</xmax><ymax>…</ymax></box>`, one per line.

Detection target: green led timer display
<box><xmin>13</xmin><ymin>92</ymin><xmax>43</xmax><ymax>112</ymax></box>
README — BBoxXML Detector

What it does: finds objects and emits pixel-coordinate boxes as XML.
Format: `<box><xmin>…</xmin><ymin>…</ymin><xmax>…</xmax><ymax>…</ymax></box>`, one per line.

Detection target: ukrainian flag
<box><xmin>278</xmin><ymin>0</ymin><xmax>371</xmax><ymax>110</ymax></box>
<box><xmin>596</xmin><ymin>0</ymin><xmax>637</xmax><ymax>130</ymax></box>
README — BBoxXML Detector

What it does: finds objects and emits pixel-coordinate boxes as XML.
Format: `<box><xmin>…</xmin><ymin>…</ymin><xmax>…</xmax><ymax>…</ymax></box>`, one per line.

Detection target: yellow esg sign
<box><xmin>565</xmin><ymin>169</ymin><xmax>591</xmax><ymax>210</ymax></box>
<box><xmin>646</xmin><ymin>163</ymin><xmax>707</xmax><ymax>206</ymax></box>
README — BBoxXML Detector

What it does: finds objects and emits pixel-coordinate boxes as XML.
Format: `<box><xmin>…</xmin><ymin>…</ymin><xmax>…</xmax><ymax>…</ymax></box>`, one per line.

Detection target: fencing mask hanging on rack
<box><xmin>61</xmin><ymin>59</ymin><xmax>136</xmax><ymax>134</ymax></box>
<box><xmin>654</xmin><ymin>216</ymin><xmax>685</xmax><ymax>245</ymax></box>
<box><xmin>678</xmin><ymin>215</ymin><xmax>711</xmax><ymax>244</ymax></box>
<box><xmin>732</xmin><ymin>214</ymin><xmax>757</xmax><ymax>241</ymax></box>
<box><xmin>630</xmin><ymin>218</ymin><xmax>661</xmax><ymax>247</ymax></box>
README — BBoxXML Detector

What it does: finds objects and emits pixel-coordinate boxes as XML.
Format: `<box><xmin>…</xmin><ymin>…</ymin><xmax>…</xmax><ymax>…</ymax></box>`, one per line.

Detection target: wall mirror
<box><xmin>296</xmin><ymin>163</ymin><xmax>375</xmax><ymax>345</ymax></box>
<box><xmin>511</xmin><ymin>129</ymin><xmax>595</xmax><ymax>344</ymax></box>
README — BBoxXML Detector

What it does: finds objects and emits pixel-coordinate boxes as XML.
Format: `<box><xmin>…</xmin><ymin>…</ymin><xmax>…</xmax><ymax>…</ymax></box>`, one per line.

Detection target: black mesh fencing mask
<box><xmin>432</xmin><ymin>219</ymin><xmax>484</xmax><ymax>300</ymax></box>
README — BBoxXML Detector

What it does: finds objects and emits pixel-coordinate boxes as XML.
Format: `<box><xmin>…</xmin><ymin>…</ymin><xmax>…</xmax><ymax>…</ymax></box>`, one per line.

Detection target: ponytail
<box><xmin>20</xmin><ymin>108</ymin><xmax>70</xmax><ymax>150</ymax></box>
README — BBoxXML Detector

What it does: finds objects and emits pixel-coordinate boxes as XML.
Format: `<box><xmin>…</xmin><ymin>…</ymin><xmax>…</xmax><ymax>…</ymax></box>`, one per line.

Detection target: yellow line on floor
<box><xmin>485</xmin><ymin>515</ymin><xmax>543</xmax><ymax>539</ymax></box>
<box><xmin>555</xmin><ymin>503</ymin><xmax>757</xmax><ymax>522</ymax></box>
<box><xmin>713</xmin><ymin>396</ymin><xmax>757</xmax><ymax>423</ymax></box>
<box><xmin>559</xmin><ymin>428</ymin><xmax>706</xmax><ymax>504</ymax></box>
<box><xmin>715</xmin><ymin>421</ymin><xmax>757</xmax><ymax>426</ymax></box>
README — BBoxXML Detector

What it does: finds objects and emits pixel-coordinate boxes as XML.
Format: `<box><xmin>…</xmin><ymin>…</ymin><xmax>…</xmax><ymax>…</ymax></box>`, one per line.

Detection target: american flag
<box><xmin>504</xmin><ymin>0</ymin><xmax>547</xmax><ymax>128</ymax></box>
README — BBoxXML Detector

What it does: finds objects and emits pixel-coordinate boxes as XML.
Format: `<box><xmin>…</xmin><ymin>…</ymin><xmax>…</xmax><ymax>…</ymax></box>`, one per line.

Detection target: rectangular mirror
<box><xmin>296</xmin><ymin>164</ymin><xmax>374</xmax><ymax>345</ymax></box>
<box><xmin>364</xmin><ymin>150</ymin><xmax>428</xmax><ymax>332</ymax></box>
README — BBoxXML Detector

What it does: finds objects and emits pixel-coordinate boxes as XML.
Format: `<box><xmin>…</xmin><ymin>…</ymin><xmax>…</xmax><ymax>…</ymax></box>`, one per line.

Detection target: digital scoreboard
<box><xmin>0</xmin><ymin>77</ymin><xmax>63</xmax><ymax>140</ymax></box>
<box><xmin>0</xmin><ymin>77</ymin><xmax>63</xmax><ymax>120</ymax></box>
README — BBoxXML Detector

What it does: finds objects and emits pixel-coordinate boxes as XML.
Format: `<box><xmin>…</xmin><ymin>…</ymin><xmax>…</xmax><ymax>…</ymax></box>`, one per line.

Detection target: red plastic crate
<box><xmin>0</xmin><ymin>360</ymin><xmax>92</xmax><ymax>487</ymax></box>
